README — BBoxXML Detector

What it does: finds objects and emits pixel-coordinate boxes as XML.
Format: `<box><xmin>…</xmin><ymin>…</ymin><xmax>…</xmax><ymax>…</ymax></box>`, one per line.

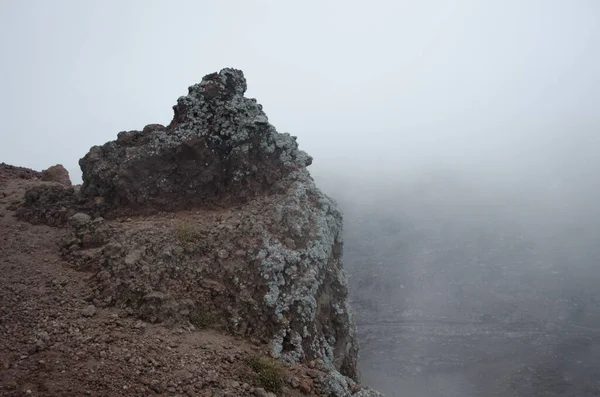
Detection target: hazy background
<box><xmin>1</xmin><ymin>0</ymin><xmax>599</xmax><ymax>183</ymax></box>
<box><xmin>2</xmin><ymin>1</ymin><xmax>600</xmax><ymax>396</ymax></box>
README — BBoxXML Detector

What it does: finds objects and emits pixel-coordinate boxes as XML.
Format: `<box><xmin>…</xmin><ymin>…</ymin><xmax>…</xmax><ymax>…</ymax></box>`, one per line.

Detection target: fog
<box><xmin>328</xmin><ymin>163</ymin><xmax>600</xmax><ymax>395</ymax></box>
<box><xmin>2</xmin><ymin>1</ymin><xmax>600</xmax><ymax>396</ymax></box>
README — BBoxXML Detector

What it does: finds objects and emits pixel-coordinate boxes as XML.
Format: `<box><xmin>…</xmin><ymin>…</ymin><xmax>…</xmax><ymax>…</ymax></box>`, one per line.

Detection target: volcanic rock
<box><xmin>12</xmin><ymin>68</ymin><xmax>383</xmax><ymax>396</ymax></box>
<box><xmin>41</xmin><ymin>164</ymin><xmax>71</xmax><ymax>186</ymax></box>
<box><xmin>78</xmin><ymin>68</ymin><xmax>311</xmax><ymax>215</ymax></box>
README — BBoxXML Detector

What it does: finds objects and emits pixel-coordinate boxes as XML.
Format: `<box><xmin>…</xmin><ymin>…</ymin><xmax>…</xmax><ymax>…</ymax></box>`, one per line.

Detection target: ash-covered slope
<box><xmin>17</xmin><ymin>69</ymin><xmax>382</xmax><ymax>396</ymax></box>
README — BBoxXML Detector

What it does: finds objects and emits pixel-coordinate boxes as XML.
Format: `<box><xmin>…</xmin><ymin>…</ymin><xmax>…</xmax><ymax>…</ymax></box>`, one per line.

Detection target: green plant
<box><xmin>245</xmin><ymin>355</ymin><xmax>284</xmax><ymax>393</ymax></box>
<box><xmin>176</xmin><ymin>223</ymin><xmax>201</xmax><ymax>244</ymax></box>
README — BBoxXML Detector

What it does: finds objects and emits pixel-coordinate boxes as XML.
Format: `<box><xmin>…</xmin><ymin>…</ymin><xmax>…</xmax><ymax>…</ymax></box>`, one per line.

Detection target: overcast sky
<box><xmin>1</xmin><ymin>0</ymin><xmax>599</xmax><ymax>184</ymax></box>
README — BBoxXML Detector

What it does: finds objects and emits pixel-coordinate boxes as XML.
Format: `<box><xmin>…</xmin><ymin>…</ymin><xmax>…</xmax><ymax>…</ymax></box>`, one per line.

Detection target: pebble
<box><xmin>252</xmin><ymin>388</ymin><xmax>269</xmax><ymax>397</ymax></box>
<box><xmin>81</xmin><ymin>305</ymin><xmax>97</xmax><ymax>317</ymax></box>
<box><xmin>299</xmin><ymin>379</ymin><xmax>313</xmax><ymax>394</ymax></box>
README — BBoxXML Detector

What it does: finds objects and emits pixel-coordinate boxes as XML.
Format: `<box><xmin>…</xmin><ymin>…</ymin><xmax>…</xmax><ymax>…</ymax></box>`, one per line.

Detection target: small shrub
<box><xmin>189</xmin><ymin>310</ymin><xmax>216</xmax><ymax>328</ymax></box>
<box><xmin>245</xmin><ymin>355</ymin><xmax>284</xmax><ymax>393</ymax></box>
<box><xmin>176</xmin><ymin>223</ymin><xmax>201</xmax><ymax>244</ymax></box>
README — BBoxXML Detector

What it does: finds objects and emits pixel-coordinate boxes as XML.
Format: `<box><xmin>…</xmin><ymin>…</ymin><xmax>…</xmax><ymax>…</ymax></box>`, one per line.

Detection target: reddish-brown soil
<box><xmin>0</xmin><ymin>168</ymin><xmax>331</xmax><ymax>397</ymax></box>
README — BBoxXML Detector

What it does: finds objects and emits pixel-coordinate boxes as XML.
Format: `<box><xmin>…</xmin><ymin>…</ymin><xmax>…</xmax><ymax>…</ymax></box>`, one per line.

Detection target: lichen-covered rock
<box><xmin>79</xmin><ymin>68</ymin><xmax>312</xmax><ymax>214</ymax></box>
<box><xmin>17</xmin><ymin>68</ymin><xmax>382</xmax><ymax>395</ymax></box>
<box><xmin>321</xmin><ymin>370</ymin><xmax>384</xmax><ymax>397</ymax></box>
<box><xmin>41</xmin><ymin>164</ymin><xmax>71</xmax><ymax>186</ymax></box>
<box><xmin>68</xmin><ymin>212</ymin><xmax>92</xmax><ymax>228</ymax></box>
<box><xmin>62</xmin><ymin>174</ymin><xmax>363</xmax><ymax>382</ymax></box>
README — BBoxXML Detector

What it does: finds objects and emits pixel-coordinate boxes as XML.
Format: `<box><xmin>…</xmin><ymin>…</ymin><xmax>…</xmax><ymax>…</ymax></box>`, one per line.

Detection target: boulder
<box><xmin>41</xmin><ymin>164</ymin><xmax>71</xmax><ymax>186</ymax></box>
<box><xmin>68</xmin><ymin>213</ymin><xmax>92</xmax><ymax>228</ymax></box>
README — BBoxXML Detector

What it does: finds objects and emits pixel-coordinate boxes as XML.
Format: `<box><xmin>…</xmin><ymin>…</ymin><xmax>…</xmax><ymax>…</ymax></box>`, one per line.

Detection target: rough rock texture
<box><xmin>2</xmin><ymin>171</ymin><xmax>380</xmax><ymax>397</ymax></box>
<box><xmin>61</xmin><ymin>178</ymin><xmax>361</xmax><ymax>378</ymax></box>
<box><xmin>16</xmin><ymin>183</ymin><xmax>88</xmax><ymax>226</ymax></box>
<box><xmin>41</xmin><ymin>164</ymin><xmax>71</xmax><ymax>186</ymax></box>
<box><xmin>12</xmin><ymin>68</ymin><xmax>382</xmax><ymax>396</ymax></box>
<box><xmin>0</xmin><ymin>162</ymin><xmax>41</xmax><ymax>181</ymax></box>
<box><xmin>79</xmin><ymin>68</ymin><xmax>311</xmax><ymax>214</ymax></box>
<box><xmin>68</xmin><ymin>212</ymin><xmax>92</xmax><ymax>228</ymax></box>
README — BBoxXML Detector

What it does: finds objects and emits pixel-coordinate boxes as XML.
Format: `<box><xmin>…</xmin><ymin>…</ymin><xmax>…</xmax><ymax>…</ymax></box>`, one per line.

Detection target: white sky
<box><xmin>1</xmin><ymin>0</ymin><xmax>599</xmax><ymax>184</ymax></box>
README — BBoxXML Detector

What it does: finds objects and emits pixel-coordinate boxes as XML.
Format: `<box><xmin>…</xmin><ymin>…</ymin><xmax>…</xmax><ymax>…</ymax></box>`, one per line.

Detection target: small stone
<box><xmin>81</xmin><ymin>305</ymin><xmax>97</xmax><ymax>317</ymax></box>
<box><xmin>299</xmin><ymin>379</ymin><xmax>312</xmax><ymax>394</ymax></box>
<box><xmin>308</xmin><ymin>360</ymin><xmax>316</xmax><ymax>369</ymax></box>
<box><xmin>284</xmin><ymin>238</ymin><xmax>296</xmax><ymax>248</ymax></box>
<box><xmin>34</xmin><ymin>340</ymin><xmax>47</xmax><ymax>352</ymax></box>
<box><xmin>194</xmin><ymin>381</ymin><xmax>205</xmax><ymax>390</ymax></box>
<box><xmin>206</xmin><ymin>370</ymin><xmax>218</xmax><ymax>383</ymax></box>
<box><xmin>252</xmin><ymin>388</ymin><xmax>269</xmax><ymax>397</ymax></box>
<box><xmin>69</xmin><ymin>213</ymin><xmax>91</xmax><ymax>228</ymax></box>
<box><xmin>291</xmin><ymin>376</ymin><xmax>300</xmax><ymax>388</ymax></box>
<box><xmin>134</xmin><ymin>321</ymin><xmax>147</xmax><ymax>329</ymax></box>
<box><xmin>307</xmin><ymin>369</ymin><xmax>320</xmax><ymax>379</ymax></box>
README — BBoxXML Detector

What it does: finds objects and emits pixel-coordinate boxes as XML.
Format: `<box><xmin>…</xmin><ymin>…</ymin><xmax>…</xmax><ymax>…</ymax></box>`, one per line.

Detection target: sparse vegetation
<box><xmin>176</xmin><ymin>223</ymin><xmax>202</xmax><ymax>244</ymax></box>
<box><xmin>245</xmin><ymin>355</ymin><xmax>285</xmax><ymax>393</ymax></box>
<box><xmin>189</xmin><ymin>309</ymin><xmax>217</xmax><ymax>328</ymax></box>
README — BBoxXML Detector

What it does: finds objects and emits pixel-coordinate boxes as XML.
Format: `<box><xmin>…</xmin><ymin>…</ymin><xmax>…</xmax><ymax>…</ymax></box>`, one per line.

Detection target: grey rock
<box><xmin>81</xmin><ymin>305</ymin><xmax>97</xmax><ymax>317</ymax></box>
<box><xmin>69</xmin><ymin>213</ymin><xmax>91</xmax><ymax>228</ymax></box>
<box><xmin>252</xmin><ymin>388</ymin><xmax>269</xmax><ymax>397</ymax></box>
<box><xmin>78</xmin><ymin>68</ymin><xmax>312</xmax><ymax>214</ymax></box>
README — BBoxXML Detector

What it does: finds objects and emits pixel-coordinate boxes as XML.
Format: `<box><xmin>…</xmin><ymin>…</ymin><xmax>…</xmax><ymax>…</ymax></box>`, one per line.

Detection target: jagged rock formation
<box><xmin>15</xmin><ymin>68</ymin><xmax>382</xmax><ymax>396</ymax></box>
<box><xmin>79</xmin><ymin>69</ymin><xmax>311</xmax><ymax>215</ymax></box>
<box><xmin>41</xmin><ymin>164</ymin><xmax>71</xmax><ymax>186</ymax></box>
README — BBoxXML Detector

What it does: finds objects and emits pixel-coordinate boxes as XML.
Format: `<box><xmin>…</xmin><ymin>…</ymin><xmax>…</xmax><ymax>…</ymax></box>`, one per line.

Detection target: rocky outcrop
<box><xmin>18</xmin><ymin>184</ymin><xmax>77</xmax><ymax>225</ymax></box>
<box><xmin>79</xmin><ymin>68</ymin><xmax>311</xmax><ymax>215</ymax></box>
<box><xmin>17</xmin><ymin>68</ymin><xmax>382</xmax><ymax>396</ymax></box>
<box><xmin>41</xmin><ymin>164</ymin><xmax>71</xmax><ymax>186</ymax></box>
<box><xmin>0</xmin><ymin>162</ymin><xmax>41</xmax><ymax>181</ymax></box>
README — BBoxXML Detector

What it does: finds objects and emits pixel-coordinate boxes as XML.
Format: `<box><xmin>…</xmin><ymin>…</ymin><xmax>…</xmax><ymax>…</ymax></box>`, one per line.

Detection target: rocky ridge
<box><xmin>6</xmin><ymin>69</ymin><xmax>382</xmax><ymax>396</ymax></box>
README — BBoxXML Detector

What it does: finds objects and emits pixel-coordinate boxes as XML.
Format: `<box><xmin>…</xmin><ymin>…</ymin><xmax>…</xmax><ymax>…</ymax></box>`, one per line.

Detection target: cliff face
<box><xmin>16</xmin><ymin>69</ymin><xmax>382</xmax><ymax>396</ymax></box>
